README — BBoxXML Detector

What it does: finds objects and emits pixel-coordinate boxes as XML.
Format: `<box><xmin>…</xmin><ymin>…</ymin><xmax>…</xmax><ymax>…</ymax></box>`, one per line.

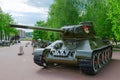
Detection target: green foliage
<box><xmin>78</xmin><ymin>0</ymin><xmax>120</xmax><ymax>40</ymax></box>
<box><xmin>79</xmin><ymin>0</ymin><xmax>113</xmax><ymax>39</ymax></box>
<box><xmin>0</xmin><ymin>7</ymin><xmax>18</xmax><ymax>40</ymax></box>
<box><xmin>47</xmin><ymin>0</ymin><xmax>79</xmax><ymax>27</ymax></box>
<box><xmin>46</xmin><ymin>0</ymin><xmax>80</xmax><ymax>41</ymax></box>
<box><xmin>106</xmin><ymin>0</ymin><xmax>120</xmax><ymax>40</ymax></box>
<box><xmin>33</xmin><ymin>20</ymin><xmax>48</xmax><ymax>40</ymax></box>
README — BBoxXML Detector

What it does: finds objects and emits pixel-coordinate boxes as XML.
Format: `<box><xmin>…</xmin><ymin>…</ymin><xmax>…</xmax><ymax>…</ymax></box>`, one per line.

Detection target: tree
<box><xmin>106</xmin><ymin>0</ymin><xmax>120</xmax><ymax>40</ymax></box>
<box><xmin>79</xmin><ymin>0</ymin><xmax>113</xmax><ymax>39</ymax></box>
<box><xmin>47</xmin><ymin>0</ymin><xmax>80</xmax><ymax>41</ymax></box>
<box><xmin>48</xmin><ymin>0</ymin><xmax>79</xmax><ymax>27</ymax></box>
<box><xmin>0</xmin><ymin>7</ymin><xmax>18</xmax><ymax>41</ymax></box>
<box><xmin>33</xmin><ymin>20</ymin><xmax>48</xmax><ymax>40</ymax></box>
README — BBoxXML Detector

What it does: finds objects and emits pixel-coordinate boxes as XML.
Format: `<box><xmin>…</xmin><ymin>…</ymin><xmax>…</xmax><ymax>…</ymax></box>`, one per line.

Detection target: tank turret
<box><xmin>61</xmin><ymin>21</ymin><xmax>95</xmax><ymax>39</ymax></box>
<box><xmin>10</xmin><ymin>21</ymin><xmax>95</xmax><ymax>39</ymax></box>
<box><xmin>10</xmin><ymin>21</ymin><xmax>112</xmax><ymax>75</ymax></box>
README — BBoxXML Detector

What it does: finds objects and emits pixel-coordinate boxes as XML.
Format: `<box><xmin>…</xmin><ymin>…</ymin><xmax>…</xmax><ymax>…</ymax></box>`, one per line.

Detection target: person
<box><xmin>31</xmin><ymin>39</ymin><xmax>35</xmax><ymax>46</ymax></box>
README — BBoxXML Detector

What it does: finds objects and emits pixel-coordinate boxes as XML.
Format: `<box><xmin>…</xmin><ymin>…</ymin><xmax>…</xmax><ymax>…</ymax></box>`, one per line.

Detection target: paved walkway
<box><xmin>0</xmin><ymin>41</ymin><xmax>120</xmax><ymax>80</ymax></box>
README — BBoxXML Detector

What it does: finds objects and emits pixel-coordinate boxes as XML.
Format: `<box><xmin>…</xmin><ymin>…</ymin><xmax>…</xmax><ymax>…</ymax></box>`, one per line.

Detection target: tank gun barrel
<box><xmin>10</xmin><ymin>24</ymin><xmax>64</xmax><ymax>33</ymax></box>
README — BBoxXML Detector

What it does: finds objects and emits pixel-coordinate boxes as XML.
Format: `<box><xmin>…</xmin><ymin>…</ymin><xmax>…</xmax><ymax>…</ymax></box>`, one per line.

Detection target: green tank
<box><xmin>10</xmin><ymin>21</ymin><xmax>112</xmax><ymax>75</ymax></box>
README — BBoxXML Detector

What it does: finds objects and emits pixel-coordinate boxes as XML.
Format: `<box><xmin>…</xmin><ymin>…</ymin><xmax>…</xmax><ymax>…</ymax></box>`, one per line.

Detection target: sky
<box><xmin>0</xmin><ymin>0</ymin><xmax>54</xmax><ymax>32</ymax></box>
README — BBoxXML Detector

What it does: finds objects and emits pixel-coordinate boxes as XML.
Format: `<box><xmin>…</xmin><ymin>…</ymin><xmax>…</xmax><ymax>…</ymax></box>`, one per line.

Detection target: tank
<box><xmin>10</xmin><ymin>21</ymin><xmax>112</xmax><ymax>75</ymax></box>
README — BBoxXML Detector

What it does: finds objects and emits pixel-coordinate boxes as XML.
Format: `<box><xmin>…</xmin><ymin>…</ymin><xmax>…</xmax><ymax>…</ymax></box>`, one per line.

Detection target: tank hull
<box><xmin>33</xmin><ymin>39</ymin><xmax>112</xmax><ymax>74</ymax></box>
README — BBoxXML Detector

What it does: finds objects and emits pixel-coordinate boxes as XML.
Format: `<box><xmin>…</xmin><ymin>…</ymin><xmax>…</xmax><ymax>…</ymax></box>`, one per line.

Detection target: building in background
<box><xmin>18</xmin><ymin>30</ymin><xmax>26</xmax><ymax>38</ymax></box>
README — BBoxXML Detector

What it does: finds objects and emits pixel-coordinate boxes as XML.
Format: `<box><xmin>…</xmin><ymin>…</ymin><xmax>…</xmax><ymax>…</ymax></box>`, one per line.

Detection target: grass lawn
<box><xmin>113</xmin><ymin>48</ymin><xmax>120</xmax><ymax>52</ymax></box>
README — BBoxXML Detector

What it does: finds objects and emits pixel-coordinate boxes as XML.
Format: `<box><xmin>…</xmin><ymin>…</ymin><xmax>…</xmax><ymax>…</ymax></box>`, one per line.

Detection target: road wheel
<box><xmin>92</xmin><ymin>53</ymin><xmax>100</xmax><ymax>74</ymax></box>
<box><xmin>98</xmin><ymin>52</ymin><xmax>104</xmax><ymax>68</ymax></box>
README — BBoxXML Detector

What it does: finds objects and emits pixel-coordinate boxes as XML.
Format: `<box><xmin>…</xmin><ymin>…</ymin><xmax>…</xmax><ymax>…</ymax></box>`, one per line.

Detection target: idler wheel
<box><xmin>106</xmin><ymin>48</ymin><xmax>112</xmax><ymax>62</ymax></box>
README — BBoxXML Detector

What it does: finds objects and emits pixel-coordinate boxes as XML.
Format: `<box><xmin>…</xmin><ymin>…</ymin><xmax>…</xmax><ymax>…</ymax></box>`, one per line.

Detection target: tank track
<box><xmin>34</xmin><ymin>55</ymin><xmax>43</xmax><ymax>66</ymax></box>
<box><xmin>34</xmin><ymin>55</ymin><xmax>50</xmax><ymax>68</ymax></box>
<box><xmin>34</xmin><ymin>55</ymin><xmax>49</xmax><ymax>67</ymax></box>
<box><xmin>79</xmin><ymin>46</ymin><xmax>112</xmax><ymax>75</ymax></box>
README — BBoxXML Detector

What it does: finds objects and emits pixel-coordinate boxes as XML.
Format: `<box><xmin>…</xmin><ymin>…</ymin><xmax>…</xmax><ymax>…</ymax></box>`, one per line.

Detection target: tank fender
<box><xmin>33</xmin><ymin>48</ymin><xmax>45</xmax><ymax>56</ymax></box>
<box><xmin>75</xmin><ymin>50</ymin><xmax>93</xmax><ymax>59</ymax></box>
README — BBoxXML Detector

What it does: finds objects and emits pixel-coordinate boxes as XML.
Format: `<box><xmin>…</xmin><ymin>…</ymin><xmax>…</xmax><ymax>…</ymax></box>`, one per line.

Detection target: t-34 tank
<box><xmin>10</xmin><ymin>21</ymin><xmax>112</xmax><ymax>75</ymax></box>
